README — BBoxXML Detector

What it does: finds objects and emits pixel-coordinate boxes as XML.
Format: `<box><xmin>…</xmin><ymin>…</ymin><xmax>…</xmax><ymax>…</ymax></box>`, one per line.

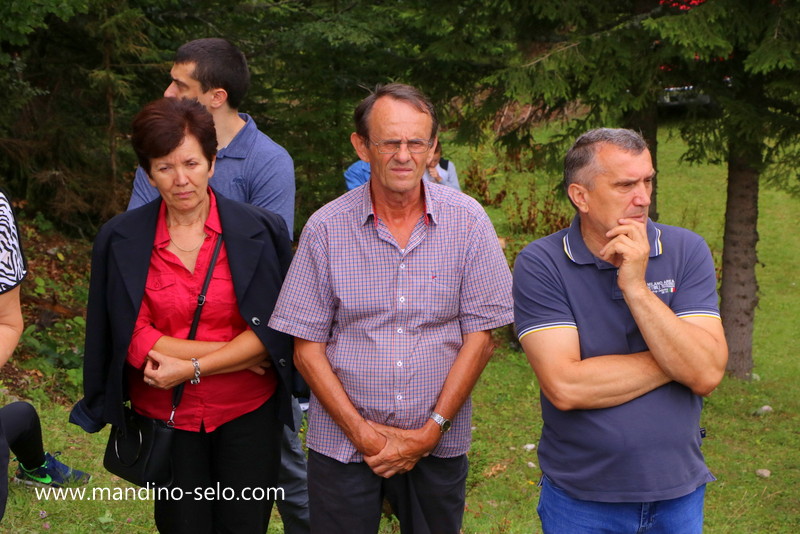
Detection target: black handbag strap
<box><xmin>168</xmin><ymin>235</ymin><xmax>224</xmax><ymax>424</ymax></box>
<box><xmin>187</xmin><ymin>235</ymin><xmax>224</xmax><ymax>340</ymax></box>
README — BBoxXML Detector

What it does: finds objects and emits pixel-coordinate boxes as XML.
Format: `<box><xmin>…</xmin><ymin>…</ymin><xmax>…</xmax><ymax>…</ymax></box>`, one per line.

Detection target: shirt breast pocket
<box><xmin>209</xmin><ymin>271</ymin><xmax>239</xmax><ymax>311</ymax></box>
<box><xmin>425</xmin><ymin>271</ymin><xmax>460</xmax><ymax>323</ymax></box>
<box><xmin>144</xmin><ymin>272</ymin><xmax>179</xmax><ymax>320</ymax></box>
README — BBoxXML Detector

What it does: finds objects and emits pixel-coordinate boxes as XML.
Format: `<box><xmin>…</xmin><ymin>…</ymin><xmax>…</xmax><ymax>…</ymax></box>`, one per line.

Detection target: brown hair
<box><xmin>354</xmin><ymin>83</ymin><xmax>438</xmax><ymax>140</ymax></box>
<box><xmin>131</xmin><ymin>97</ymin><xmax>217</xmax><ymax>174</ymax></box>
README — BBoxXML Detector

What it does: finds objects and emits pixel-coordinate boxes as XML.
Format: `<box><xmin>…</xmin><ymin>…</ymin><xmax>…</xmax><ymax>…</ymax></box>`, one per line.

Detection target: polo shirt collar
<box><xmin>358</xmin><ymin>179</ymin><xmax>434</xmax><ymax>227</ymax></box>
<box><xmin>563</xmin><ymin>215</ymin><xmax>663</xmax><ymax>268</ymax></box>
<box><xmin>216</xmin><ymin>113</ymin><xmax>255</xmax><ymax>160</ymax></box>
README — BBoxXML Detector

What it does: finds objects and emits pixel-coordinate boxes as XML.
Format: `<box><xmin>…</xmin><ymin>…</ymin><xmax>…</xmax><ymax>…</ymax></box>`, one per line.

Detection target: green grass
<box><xmin>0</xmin><ymin>396</ymin><xmax>291</xmax><ymax>533</ymax></box>
<box><xmin>0</xmin><ymin>400</ymin><xmax>157</xmax><ymax>533</ymax></box>
<box><xmin>2</xmin><ymin>126</ymin><xmax>799</xmax><ymax>532</ymax></box>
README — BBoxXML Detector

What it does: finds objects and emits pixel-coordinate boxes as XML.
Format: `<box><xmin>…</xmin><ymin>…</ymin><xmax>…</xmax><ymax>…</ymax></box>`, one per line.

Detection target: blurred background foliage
<box><xmin>2</xmin><ymin>0</ymin><xmax>800</xmax><ymax>378</ymax></box>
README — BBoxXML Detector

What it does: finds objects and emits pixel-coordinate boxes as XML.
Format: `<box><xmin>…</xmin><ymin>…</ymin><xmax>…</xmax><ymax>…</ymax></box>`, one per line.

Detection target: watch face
<box><xmin>441</xmin><ymin>419</ymin><xmax>452</xmax><ymax>433</ymax></box>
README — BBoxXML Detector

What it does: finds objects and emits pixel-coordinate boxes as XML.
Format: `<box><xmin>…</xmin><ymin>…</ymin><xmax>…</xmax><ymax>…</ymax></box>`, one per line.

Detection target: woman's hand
<box><xmin>143</xmin><ymin>349</ymin><xmax>193</xmax><ymax>389</ymax></box>
<box><xmin>246</xmin><ymin>357</ymin><xmax>272</xmax><ymax>375</ymax></box>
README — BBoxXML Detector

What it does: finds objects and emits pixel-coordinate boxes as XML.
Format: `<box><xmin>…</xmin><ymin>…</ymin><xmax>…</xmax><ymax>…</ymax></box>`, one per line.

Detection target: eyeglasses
<box><xmin>369</xmin><ymin>138</ymin><xmax>433</xmax><ymax>154</ymax></box>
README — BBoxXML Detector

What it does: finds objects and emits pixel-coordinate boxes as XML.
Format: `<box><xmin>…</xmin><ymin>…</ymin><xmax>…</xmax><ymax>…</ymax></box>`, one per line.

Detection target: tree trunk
<box><xmin>624</xmin><ymin>103</ymin><xmax>659</xmax><ymax>221</ymax></box>
<box><xmin>625</xmin><ymin>0</ymin><xmax>661</xmax><ymax>222</ymax></box>
<box><xmin>103</xmin><ymin>38</ymin><xmax>117</xmax><ymax>186</ymax></box>
<box><xmin>720</xmin><ymin>136</ymin><xmax>760</xmax><ymax>379</ymax></box>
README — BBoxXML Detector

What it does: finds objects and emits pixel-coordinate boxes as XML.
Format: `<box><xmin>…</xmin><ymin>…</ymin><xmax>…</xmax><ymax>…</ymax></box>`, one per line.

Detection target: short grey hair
<box><xmin>564</xmin><ymin>128</ymin><xmax>648</xmax><ymax>190</ymax></box>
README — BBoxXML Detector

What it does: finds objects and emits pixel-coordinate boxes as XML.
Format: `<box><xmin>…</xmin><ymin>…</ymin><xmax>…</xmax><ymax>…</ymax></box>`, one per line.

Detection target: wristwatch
<box><xmin>430</xmin><ymin>412</ymin><xmax>452</xmax><ymax>434</ymax></box>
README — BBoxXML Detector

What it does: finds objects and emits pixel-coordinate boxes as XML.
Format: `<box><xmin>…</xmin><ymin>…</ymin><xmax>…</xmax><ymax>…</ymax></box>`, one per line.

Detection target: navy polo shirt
<box><xmin>513</xmin><ymin>216</ymin><xmax>720</xmax><ymax>502</ymax></box>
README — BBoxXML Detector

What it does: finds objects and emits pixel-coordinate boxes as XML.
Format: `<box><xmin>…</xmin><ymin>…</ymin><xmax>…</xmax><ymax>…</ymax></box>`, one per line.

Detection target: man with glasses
<box><xmin>269</xmin><ymin>83</ymin><xmax>513</xmax><ymax>533</ymax></box>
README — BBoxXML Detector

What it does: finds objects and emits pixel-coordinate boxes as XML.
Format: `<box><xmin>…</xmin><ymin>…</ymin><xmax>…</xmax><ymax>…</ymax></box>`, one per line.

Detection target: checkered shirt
<box><xmin>270</xmin><ymin>180</ymin><xmax>513</xmax><ymax>463</ymax></box>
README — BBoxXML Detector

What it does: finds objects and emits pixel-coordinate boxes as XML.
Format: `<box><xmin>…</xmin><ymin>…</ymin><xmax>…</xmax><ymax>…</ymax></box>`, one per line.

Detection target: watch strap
<box><xmin>430</xmin><ymin>411</ymin><xmax>451</xmax><ymax>433</ymax></box>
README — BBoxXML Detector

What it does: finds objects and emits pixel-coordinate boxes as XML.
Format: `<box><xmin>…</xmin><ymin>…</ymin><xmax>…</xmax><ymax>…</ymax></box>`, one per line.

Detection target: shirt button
<box><xmin>396</xmin><ymin>394</ymin><xmax>402</xmax><ymax>401</ymax></box>
<box><xmin>396</xmin><ymin>361</ymin><xmax>403</xmax><ymax>367</ymax></box>
<box><xmin>251</xmin><ymin>317</ymin><xmax>261</xmax><ymax>326</ymax></box>
<box><xmin>397</xmin><ymin>328</ymin><xmax>403</xmax><ymax>334</ymax></box>
<box><xmin>278</xmin><ymin>358</ymin><xmax>287</xmax><ymax>367</ymax></box>
<box><xmin>399</xmin><ymin>296</ymin><xmax>405</xmax><ymax>303</ymax></box>
<box><xmin>400</xmin><ymin>263</ymin><xmax>406</xmax><ymax>269</ymax></box>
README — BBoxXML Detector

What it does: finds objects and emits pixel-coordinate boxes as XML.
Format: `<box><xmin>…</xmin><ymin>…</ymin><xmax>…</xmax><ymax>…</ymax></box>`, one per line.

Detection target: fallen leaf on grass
<box><xmin>482</xmin><ymin>462</ymin><xmax>508</xmax><ymax>477</ymax></box>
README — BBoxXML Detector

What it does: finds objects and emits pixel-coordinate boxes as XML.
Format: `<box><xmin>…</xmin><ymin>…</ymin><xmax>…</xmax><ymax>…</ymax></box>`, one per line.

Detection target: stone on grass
<box><xmin>755</xmin><ymin>469</ymin><xmax>771</xmax><ymax>478</ymax></box>
<box><xmin>753</xmin><ymin>405</ymin><xmax>774</xmax><ymax>416</ymax></box>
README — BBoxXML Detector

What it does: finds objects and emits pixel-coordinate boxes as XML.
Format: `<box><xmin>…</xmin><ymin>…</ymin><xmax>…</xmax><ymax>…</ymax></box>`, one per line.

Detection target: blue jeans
<box><xmin>538</xmin><ymin>476</ymin><xmax>706</xmax><ymax>534</ymax></box>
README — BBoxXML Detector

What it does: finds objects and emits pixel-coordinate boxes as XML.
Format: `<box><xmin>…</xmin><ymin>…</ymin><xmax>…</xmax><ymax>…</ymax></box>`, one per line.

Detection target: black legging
<box><xmin>0</xmin><ymin>401</ymin><xmax>47</xmax><ymax>521</ymax></box>
<box><xmin>0</xmin><ymin>401</ymin><xmax>46</xmax><ymax>468</ymax></box>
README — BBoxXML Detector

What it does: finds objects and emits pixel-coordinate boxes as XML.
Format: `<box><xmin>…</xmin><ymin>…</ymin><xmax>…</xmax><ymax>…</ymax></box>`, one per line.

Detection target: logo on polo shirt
<box><xmin>648</xmin><ymin>279</ymin><xmax>676</xmax><ymax>294</ymax></box>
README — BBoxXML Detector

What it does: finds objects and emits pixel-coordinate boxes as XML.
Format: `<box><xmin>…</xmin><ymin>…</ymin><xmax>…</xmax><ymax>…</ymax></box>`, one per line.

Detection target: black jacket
<box><xmin>69</xmin><ymin>191</ymin><xmax>296</xmax><ymax>432</ymax></box>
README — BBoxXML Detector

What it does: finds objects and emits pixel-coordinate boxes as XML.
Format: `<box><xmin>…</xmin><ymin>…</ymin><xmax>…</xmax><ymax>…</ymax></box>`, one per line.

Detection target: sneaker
<box><xmin>13</xmin><ymin>452</ymin><xmax>91</xmax><ymax>487</ymax></box>
<box><xmin>298</xmin><ymin>396</ymin><xmax>310</xmax><ymax>412</ymax></box>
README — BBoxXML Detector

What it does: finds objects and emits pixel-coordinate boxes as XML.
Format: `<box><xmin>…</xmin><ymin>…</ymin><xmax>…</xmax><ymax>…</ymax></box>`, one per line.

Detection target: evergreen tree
<box><xmin>0</xmin><ymin>0</ymin><xmax>89</xmax><ymax>197</ymax></box>
<box><xmin>1</xmin><ymin>0</ymin><xmax>162</xmax><ymax>231</ymax></box>
<box><xmin>467</xmin><ymin>0</ymin><xmax>800</xmax><ymax>378</ymax></box>
<box><xmin>646</xmin><ymin>0</ymin><xmax>800</xmax><ymax>378</ymax></box>
<box><xmin>3</xmin><ymin>0</ymin><xmax>797</xmax><ymax>378</ymax></box>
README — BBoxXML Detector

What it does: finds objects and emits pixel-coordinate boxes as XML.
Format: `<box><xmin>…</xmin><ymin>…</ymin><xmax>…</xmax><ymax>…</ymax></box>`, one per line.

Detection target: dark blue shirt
<box><xmin>513</xmin><ymin>216</ymin><xmax>720</xmax><ymax>502</ymax></box>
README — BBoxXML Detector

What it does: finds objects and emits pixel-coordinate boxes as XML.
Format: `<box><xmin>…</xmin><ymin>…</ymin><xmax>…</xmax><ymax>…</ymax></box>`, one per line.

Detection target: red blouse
<box><xmin>126</xmin><ymin>190</ymin><xmax>276</xmax><ymax>432</ymax></box>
